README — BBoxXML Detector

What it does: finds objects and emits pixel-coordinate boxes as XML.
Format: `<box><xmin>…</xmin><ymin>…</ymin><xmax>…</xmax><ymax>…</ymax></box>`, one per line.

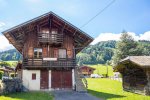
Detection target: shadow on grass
<box><xmin>88</xmin><ymin>89</ymin><xmax>126</xmax><ymax>100</ymax></box>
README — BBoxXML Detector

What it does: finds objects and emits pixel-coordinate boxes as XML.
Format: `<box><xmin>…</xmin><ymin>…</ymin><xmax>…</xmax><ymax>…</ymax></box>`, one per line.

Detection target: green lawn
<box><xmin>0</xmin><ymin>91</ymin><xmax>54</xmax><ymax>100</ymax></box>
<box><xmin>87</xmin><ymin>64</ymin><xmax>114</xmax><ymax>76</ymax></box>
<box><xmin>5</xmin><ymin>61</ymin><xmax>18</xmax><ymax>67</ymax></box>
<box><xmin>0</xmin><ymin>61</ymin><xmax>18</xmax><ymax>68</ymax></box>
<box><xmin>87</xmin><ymin>78</ymin><xmax>150</xmax><ymax>100</ymax></box>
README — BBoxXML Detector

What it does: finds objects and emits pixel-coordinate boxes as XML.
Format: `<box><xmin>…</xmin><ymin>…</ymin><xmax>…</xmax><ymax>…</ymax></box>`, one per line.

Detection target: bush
<box><xmin>0</xmin><ymin>72</ymin><xmax>3</xmax><ymax>80</ymax></box>
<box><xmin>10</xmin><ymin>73</ymin><xmax>17</xmax><ymax>78</ymax></box>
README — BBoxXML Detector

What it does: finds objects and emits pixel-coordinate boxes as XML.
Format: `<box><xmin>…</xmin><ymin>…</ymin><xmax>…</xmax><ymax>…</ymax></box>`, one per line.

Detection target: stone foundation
<box><xmin>0</xmin><ymin>79</ymin><xmax>22</xmax><ymax>94</ymax></box>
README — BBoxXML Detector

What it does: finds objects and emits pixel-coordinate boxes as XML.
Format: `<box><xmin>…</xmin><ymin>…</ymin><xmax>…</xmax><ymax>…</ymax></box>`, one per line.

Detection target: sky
<box><xmin>0</xmin><ymin>0</ymin><xmax>150</xmax><ymax>50</ymax></box>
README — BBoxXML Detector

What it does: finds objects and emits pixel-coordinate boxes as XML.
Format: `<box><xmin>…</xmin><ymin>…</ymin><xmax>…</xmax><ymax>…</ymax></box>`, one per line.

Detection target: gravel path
<box><xmin>53</xmin><ymin>90</ymin><xmax>101</xmax><ymax>100</ymax></box>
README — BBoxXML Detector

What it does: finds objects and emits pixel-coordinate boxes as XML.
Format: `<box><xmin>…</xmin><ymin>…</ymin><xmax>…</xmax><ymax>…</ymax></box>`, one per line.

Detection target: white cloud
<box><xmin>0</xmin><ymin>22</ymin><xmax>6</xmax><ymax>31</ymax></box>
<box><xmin>91</xmin><ymin>33</ymin><xmax>121</xmax><ymax>45</ymax></box>
<box><xmin>0</xmin><ymin>35</ymin><xmax>13</xmax><ymax>51</ymax></box>
<box><xmin>139</xmin><ymin>31</ymin><xmax>150</xmax><ymax>40</ymax></box>
<box><xmin>0</xmin><ymin>22</ymin><xmax>5</xmax><ymax>27</ymax></box>
<box><xmin>91</xmin><ymin>31</ymin><xmax>150</xmax><ymax>45</ymax></box>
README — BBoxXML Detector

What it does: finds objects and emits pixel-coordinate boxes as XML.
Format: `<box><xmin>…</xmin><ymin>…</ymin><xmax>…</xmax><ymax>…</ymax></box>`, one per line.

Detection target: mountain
<box><xmin>0</xmin><ymin>49</ymin><xmax>22</xmax><ymax>61</ymax></box>
<box><xmin>77</xmin><ymin>40</ymin><xmax>116</xmax><ymax>65</ymax></box>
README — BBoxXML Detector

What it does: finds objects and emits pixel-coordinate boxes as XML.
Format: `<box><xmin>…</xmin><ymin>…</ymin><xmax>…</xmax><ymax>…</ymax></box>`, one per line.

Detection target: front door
<box><xmin>40</xmin><ymin>70</ymin><xmax>49</xmax><ymax>89</ymax></box>
<box><xmin>51</xmin><ymin>69</ymin><xmax>72</xmax><ymax>89</ymax></box>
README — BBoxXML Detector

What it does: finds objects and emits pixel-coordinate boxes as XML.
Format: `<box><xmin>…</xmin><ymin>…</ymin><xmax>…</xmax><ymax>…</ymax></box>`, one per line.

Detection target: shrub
<box><xmin>0</xmin><ymin>72</ymin><xmax>4</xmax><ymax>80</ymax></box>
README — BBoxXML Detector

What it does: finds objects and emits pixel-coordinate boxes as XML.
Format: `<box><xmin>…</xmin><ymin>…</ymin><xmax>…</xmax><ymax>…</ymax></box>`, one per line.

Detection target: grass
<box><xmin>4</xmin><ymin>61</ymin><xmax>18</xmax><ymax>67</ymax></box>
<box><xmin>0</xmin><ymin>61</ymin><xmax>18</xmax><ymax>68</ymax></box>
<box><xmin>0</xmin><ymin>91</ymin><xmax>54</xmax><ymax>100</ymax></box>
<box><xmin>87</xmin><ymin>78</ymin><xmax>150</xmax><ymax>100</ymax></box>
<box><xmin>87</xmin><ymin>64</ymin><xmax>114</xmax><ymax>76</ymax></box>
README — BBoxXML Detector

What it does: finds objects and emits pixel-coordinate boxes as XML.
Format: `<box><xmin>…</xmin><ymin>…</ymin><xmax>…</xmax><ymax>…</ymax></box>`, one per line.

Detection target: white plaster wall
<box><xmin>22</xmin><ymin>70</ymin><xmax>40</xmax><ymax>90</ymax></box>
<box><xmin>49</xmin><ymin>70</ymin><xmax>51</xmax><ymax>90</ymax></box>
<box><xmin>72</xmin><ymin>69</ymin><xmax>75</xmax><ymax>90</ymax></box>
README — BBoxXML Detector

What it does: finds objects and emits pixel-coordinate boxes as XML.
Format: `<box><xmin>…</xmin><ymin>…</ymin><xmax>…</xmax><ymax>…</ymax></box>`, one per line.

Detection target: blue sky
<box><xmin>0</xmin><ymin>0</ymin><xmax>150</xmax><ymax>50</ymax></box>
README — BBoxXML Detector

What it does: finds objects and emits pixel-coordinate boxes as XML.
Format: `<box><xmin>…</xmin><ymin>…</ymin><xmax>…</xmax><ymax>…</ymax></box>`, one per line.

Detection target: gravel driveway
<box><xmin>53</xmin><ymin>90</ymin><xmax>101</xmax><ymax>100</ymax></box>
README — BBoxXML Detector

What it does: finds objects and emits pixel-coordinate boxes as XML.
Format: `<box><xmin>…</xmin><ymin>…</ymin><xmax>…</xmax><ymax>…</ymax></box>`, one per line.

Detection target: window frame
<box><xmin>58</xmin><ymin>49</ymin><xmax>67</xmax><ymax>59</ymax></box>
<box><xmin>34</xmin><ymin>48</ymin><xmax>43</xmax><ymax>58</ymax></box>
<box><xmin>32</xmin><ymin>73</ymin><xmax>36</xmax><ymax>80</ymax></box>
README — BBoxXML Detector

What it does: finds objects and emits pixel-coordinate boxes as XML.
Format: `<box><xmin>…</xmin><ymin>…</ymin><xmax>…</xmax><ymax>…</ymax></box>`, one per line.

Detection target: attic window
<box><xmin>32</xmin><ymin>73</ymin><xmax>36</xmax><ymax>80</ymax></box>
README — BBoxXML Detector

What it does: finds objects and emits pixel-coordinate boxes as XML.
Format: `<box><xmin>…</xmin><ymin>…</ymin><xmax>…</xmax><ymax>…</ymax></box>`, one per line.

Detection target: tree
<box><xmin>111</xmin><ymin>32</ymin><xmax>143</xmax><ymax>66</ymax></box>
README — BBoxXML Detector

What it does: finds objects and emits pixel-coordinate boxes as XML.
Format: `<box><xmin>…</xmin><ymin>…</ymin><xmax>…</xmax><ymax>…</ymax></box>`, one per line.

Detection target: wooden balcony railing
<box><xmin>23</xmin><ymin>58</ymin><xmax>76</xmax><ymax>68</ymax></box>
<box><xmin>38</xmin><ymin>32</ymin><xmax>63</xmax><ymax>44</ymax></box>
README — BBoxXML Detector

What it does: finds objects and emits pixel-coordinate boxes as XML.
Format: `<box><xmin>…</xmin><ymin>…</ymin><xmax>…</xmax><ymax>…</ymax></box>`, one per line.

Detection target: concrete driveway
<box><xmin>52</xmin><ymin>90</ymin><xmax>100</xmax><ymax>100</ymax></box>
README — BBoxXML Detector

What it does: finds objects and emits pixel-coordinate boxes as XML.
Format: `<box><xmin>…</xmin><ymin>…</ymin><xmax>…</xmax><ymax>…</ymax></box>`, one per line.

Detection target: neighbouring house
<box><xmin>79</xmin><ymin>66</ymin><xmax>95</xmax><ymax>77</ymax></box>
<box><xmin>115</xmin><ymin>56</ymin><xmax>150</xmax><ymax>95</ymax></box>
<box><xmin>0</xmin><ymin>66</ymin><xmax>15</xmax><ymax>80</ymax></box>
<box><xmin>2</xmin><ymin>12</ymin><xmax>93</xmax><ymax>91</ymax></box>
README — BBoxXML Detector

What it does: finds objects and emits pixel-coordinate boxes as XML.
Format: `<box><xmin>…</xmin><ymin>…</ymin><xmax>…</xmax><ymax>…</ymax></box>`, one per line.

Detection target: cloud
<box><xmin>139</xmin><ymin>31</ymin><xmax>150</xmax><ymax>40</ymax></box>
<box><xmin>0</xmin><ymin>22</ymin><xmax>5</xmax><ymax>27</ymax></box>
<box><xmin>0</xmin><ymin>35</ymin><xmax>13</xmax><ymax>51</ymax></box>
<box><xmin>91</xmin><ymin>31</ymin><xmax>150</xmax><ymax>45</ymax></box>
<box><xmin>0</xmin><ymin>22</ymin><xmax>6</xmax><ymax>31</ymax></box>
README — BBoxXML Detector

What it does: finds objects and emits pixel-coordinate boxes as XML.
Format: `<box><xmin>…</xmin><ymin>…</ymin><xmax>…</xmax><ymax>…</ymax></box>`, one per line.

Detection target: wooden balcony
<box><xmin>38</xmin><ymin>32</ymin><xmax>63</xmax><ymax>44</ymax></box>
<box><xmin>23</xmin><ymin>58</ymin><xmax>76</xmax><ymax>68</ymax></box>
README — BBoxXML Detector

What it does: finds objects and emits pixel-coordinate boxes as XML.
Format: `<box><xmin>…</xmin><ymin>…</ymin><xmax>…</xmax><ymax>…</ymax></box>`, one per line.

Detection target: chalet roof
<box><xmin>2</xmin><ymin>11</ymin><xmax>93</xmax><ymax>53</ymax></box>
<box><xmin>118</xmin><ymin>56</ymin><xmax>150</xmax><ymax>68</ymax></box>
<box><xmin>80</xmin><ymin>66</ymin><xmax>96</xmax><ymax>70</ymax></box>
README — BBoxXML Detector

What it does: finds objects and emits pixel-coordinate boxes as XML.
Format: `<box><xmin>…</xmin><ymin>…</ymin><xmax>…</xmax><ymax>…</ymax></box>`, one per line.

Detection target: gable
<box><xmin>2</xmin><ymin>11</ymin><xmax>93</xmax><ymax>53</ymax></box>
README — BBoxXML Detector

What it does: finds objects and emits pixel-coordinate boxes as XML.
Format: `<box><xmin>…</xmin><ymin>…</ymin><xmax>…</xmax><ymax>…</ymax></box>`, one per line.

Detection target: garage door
<box><xmin>40</xmin><ymin>70</ymin><xmax>49</xmax><ymax>89</ymax></box>
<box><xmin>51</xmin><ymin>70</ymin><xmax>72</xmax><ymax>89</ymax></box>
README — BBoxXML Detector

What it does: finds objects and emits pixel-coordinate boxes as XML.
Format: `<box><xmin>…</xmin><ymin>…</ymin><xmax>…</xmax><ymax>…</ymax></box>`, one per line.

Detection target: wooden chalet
<box><xmin>79</xmin><ymin>66</ymin><xmax>95</xmax><ymax>77</ymax></box>
<box><xmin>2</xmin><ymin>12</ymin><xmax>93</xmax><ymax>91</ymax></box>
<box><xmin>116</xmin><ymin>56</ymin><xmax>150</xmax><ymax>95</ymax></box>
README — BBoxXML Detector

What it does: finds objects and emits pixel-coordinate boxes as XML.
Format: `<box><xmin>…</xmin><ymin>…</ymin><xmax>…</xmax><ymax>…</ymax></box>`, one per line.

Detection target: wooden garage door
<box><xmin>51</xmin><ymin>70</ymin><xmax>72</xmax><ymax>89</ymax></box>
<box><xmin>40</xmin><ymin>70</ymin><xmax>49</xmax><ymax>89</ymax></box>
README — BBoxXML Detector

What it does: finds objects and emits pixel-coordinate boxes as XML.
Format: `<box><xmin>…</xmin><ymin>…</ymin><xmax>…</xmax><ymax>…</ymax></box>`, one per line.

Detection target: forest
<box><xmin>0</xmin><ymin>33</ymin><xmax>150</xmax><ymax>66</ymax></box>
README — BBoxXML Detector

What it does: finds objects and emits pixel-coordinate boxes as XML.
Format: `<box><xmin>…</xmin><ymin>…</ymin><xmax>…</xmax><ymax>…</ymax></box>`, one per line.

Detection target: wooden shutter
<box><xmin>28</xmin><ymin>47</ymin><xmax>33</xmax><ymax>58</ymax></box>
<box><xmin>43</xmin><ymin>47</ymin><xmax>47</xmax><ymax>57</ymax></box>
<box><xmin>54</xmin><ymin>48</ymin><xmax>58</xmax><ymax>58</ymax></box>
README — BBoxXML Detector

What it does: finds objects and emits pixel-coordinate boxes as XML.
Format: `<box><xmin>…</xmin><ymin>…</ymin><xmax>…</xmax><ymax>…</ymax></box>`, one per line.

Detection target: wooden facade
<box><xmin>2</xmin><ymin>12</ymin><xmax>93</xmax><ymax>90</ymax></box>
<box><xmin>116</xmin><ymin>56</ymin><xmax>150</xmax><ymax>95</ymax></box>
<box><xmin>79</xmin><ymin>66</ymin><xmax>95</xmax><ymax>77</ymax></box>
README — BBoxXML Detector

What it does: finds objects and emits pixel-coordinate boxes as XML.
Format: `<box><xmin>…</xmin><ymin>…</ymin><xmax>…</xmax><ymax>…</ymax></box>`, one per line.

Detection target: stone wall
<box><xmin>0</xmin><ymin>80</ymin><xmax>3</xmax><ymax>94</ymax></box>
<box><xmin>0</xmin><ymin>79</ymin><xmax>22</xmax><ymax>94</ymax></box>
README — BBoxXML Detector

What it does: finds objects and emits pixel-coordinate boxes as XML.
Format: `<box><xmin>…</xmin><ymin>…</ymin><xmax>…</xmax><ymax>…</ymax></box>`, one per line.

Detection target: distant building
<box><xmin>79</xmin><ymin>66</ymin><xmax>95</xmax><ymax>77</ymax></box>
<box><xmin>115</xmin><ymin>56</ymin><xmax>150</xmax><ymax>95</ymax></box>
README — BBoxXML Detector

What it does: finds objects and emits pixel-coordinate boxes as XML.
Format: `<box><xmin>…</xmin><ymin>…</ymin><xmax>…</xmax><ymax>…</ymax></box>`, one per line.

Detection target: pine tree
<box><xmin>111</xmin><ymin>32</ymin><xmax>142</xmax><ymax>66</ymax></box>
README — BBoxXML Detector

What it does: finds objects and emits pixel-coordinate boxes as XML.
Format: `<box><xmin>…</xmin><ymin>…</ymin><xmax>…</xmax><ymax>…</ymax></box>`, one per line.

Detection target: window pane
<box><xmin>32</xmin><ymin>73</ymin><xmax>36</xmax><ymax>80</ymax></box>
<box><xmin>34</xmin><ymin>48</ymin><xmax>42</xmax><ymax>58</ymax></box>
<box><xmin>59</xmin><ymin>49</ymin><xmax>66</xmax><ymax>58</ymax></box>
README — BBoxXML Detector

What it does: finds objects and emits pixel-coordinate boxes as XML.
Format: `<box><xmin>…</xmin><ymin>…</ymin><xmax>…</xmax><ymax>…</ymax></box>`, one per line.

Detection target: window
<box><xmin>51</xmin><ymin>30</ymin><xmax>57</xmax><ymax>34</ymax></box>
<box><xmin>34</xmin><ymin>48</ymin><xmax>42</xmax><ymax>58</ymax></box>
<box><xmin>32</xmin><ymin>73</ymin><xmax>36</xmax><ymax>80</ymax></box>
<box><xmin>59</xmin><ymin>49</ymin><xmax>66</xmax><ymax>58</ymax></box>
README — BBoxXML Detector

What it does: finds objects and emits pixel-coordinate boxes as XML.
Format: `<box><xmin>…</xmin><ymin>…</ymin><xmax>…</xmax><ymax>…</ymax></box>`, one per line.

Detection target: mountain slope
<box><xmin>0</xmin><ymin>49</ymin><xmax>22</xmax><ymax>61</ymax></box>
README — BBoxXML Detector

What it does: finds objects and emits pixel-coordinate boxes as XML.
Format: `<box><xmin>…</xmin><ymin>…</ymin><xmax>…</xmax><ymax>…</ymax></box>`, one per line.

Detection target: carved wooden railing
<box><xmin>23</xmin><ymin>58</ymin><xmax>76</xmax><ymax>68</ymax></box>
<box><xmin>38</xmin><ymin>32</ymin><xmax>63</xmax><ymax>44</ymax></box>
